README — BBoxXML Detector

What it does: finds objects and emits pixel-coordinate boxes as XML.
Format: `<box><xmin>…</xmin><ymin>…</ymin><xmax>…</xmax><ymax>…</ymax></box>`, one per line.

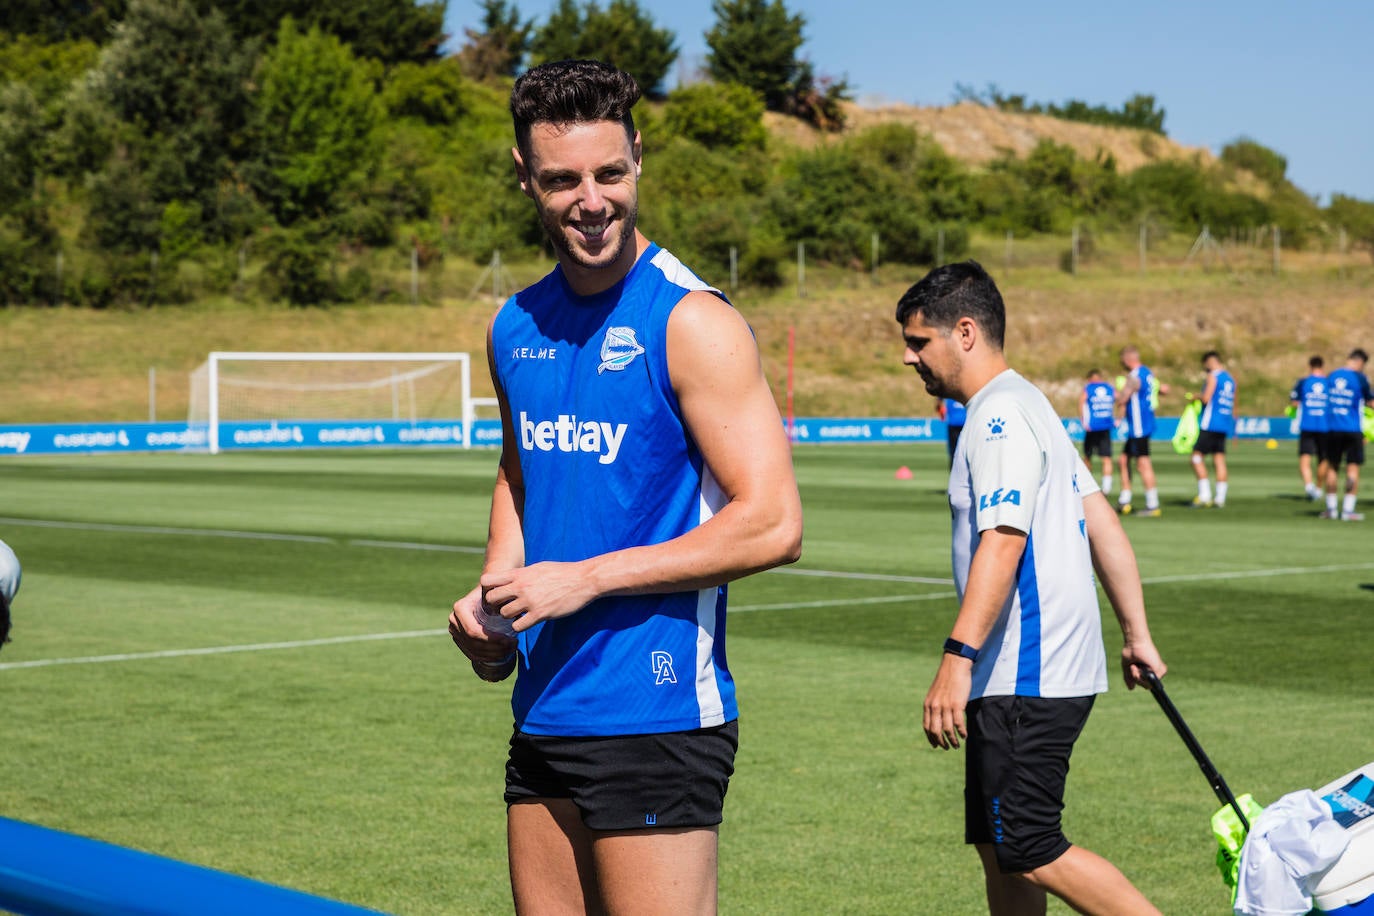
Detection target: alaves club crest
<box><xmin>598</xmin><ymin>326</ymin><xmax>645</xmax><ymax>374</ymax></box>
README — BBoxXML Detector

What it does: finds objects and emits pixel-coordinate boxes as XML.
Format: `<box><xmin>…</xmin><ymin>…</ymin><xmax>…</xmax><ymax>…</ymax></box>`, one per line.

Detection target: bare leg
<box><xmin>1214</xmin><ymin>453</ymin><xmax>1228</xmax><ymax>484</ymax></box>
<box><xmin>509</xmin><ymin>799</ymin><xmax>603</xmax><ymax>916</ymax></box>
<box><xmin>1299</xmin><ymin>453</ymin><xmax>1313</xmax><ymax>488</ymax></box>
<box><xmin>1021</xmin><ymin>844</ymin><xmax>1160</xmax><ymax>916</ymax></box>
<box><xmin>977</xmin><ymin>844</ymin><xmax>1046</xmax><ymax>916</ymax></box>
<box><xmin>1137</xmin><ymin>455</ymin><xmax>1156</xmax><ymax>491</ymax></box>
<box><xmin>594</xmin><ymin>827</ymin><xmax>719</xmax><ymax>916</ymax></box>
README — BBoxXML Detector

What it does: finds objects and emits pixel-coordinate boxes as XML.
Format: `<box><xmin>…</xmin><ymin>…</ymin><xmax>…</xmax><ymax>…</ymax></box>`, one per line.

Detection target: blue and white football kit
<box><xmin>1080</xmin><ymin>380</ymin><xmax>1115</xmax><ymax>463</ymax></box>
<box><xmin>949</xmin><ymin>369</ymin><xmax>1109</xmax><ymax>872</ymax></box>
<box><xmin>1323</xmin><ymin>367</ymin><xmax>1373</xmax><ymax>520</ymax></box>
<box><xmin>491</xmin><ymin>243</ymin><xmax>736</xmax><ymax>739</ymax></box>
<box><xmin>949</xmin><ymin>369</ymin><xmax>1108</xmax><ymax>701</ymax></box>
<box><xmin>1290</xmin><ymin>374</ymin><xmax>1330</xmax><ymax>437</ymax></box>
<box><xmin>1122</xmin><ymin>365</ymin><xmax>1156</xmax><ymax>444</ymax></box>
<box><xmin>1195</xmin><ymin>368</ymin><xmax>1236</xmax><ymax>460</ymax></box>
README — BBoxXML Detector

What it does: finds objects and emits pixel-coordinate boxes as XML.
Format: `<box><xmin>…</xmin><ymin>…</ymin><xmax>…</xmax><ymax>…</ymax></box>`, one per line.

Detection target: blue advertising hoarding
<box><xmin>0</xmin><ymin>415</ymin><xmax>1296</xmax><ymax>456</ymax></box>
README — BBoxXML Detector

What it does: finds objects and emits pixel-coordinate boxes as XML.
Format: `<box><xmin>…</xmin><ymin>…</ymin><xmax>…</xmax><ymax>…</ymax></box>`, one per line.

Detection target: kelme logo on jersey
<box><xmin>598</xmin><ymin>326</ymin><xmax>645</xmax><ymax>374</ymax></box>
<box><xmin>978</xmin><ymin>488</ymin><xmax>1022</xmax><ymax>511</ymax></box>
<box><xmin>519</xmin><ymin>412</ymin><xmax>627</xmax><ymax>465</ymax></box>
<box><xmin>651</xmin><ymin>651</ymin><xmax>677</xmax><ymax>685</ymax></box>
<box><xmin>985</xmin><ymin>416</ymin><xmax>1009</xmax><ymax>441</ymax></box>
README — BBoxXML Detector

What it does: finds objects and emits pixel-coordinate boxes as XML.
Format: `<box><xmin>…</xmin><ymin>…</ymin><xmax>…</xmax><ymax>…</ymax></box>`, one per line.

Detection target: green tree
<box><xmin>204</xmin><ymin>0</ymin><xmax>446</xmax><ymax>64</ymax></box>
<box><xmin>529</xmin><ymin>0</ymin><xmax>677</xmax><ymax>98</ymax></box>
<box><xmin>661</xmin><ymin>82</ymin><xmax>766</xmax><ymax>152</ymax></box>
<box><xmin>87</xmin><ymin>0</ymin><xmax>255</xmax><ymax>220</ymax></box>
<box><xmin>2</xmin><ymin>0</ymin><xmax>128</xmax><ymax>43</ymax></box>
<box><xmin>455</xmin><ymin>0</ymin><xmax>534</xmax><ymax>81</ymax></box>
<box><xmin>0</xmin><ymin>35</ymin><xmax>101</xmax><ymax>111</ymax></box>
<box><xmin>704</xmin><ymin>0</ymin><xmax>847</xmax><ymax>129</ymax></box>
<box><xmin>1221</xmin><ymin>138</ymin><xmax>1288</xmax><ymax>186</ymax></box>
<box><xmin>248</xmin><ymin>18</ymin><xmax>383</xmax><ymax>225</ymax></box>
<box><xmin>705</xmin><ymin>0</ymin><xmax>804</xmax><ymax>111</ymax></box>
<box><xmin>382</xmin><ymin>58</ymin><xmax>468</xmax><ymax>125</ymax></box>
<box><xmin>1327</xmin><ymin>194</ymin><xmax>1374</xmax><ymax>257</ymax></box>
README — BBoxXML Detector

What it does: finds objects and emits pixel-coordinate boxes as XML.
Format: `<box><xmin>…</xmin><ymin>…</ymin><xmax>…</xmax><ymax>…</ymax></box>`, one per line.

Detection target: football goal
<box><xmin>188</xmin><ymin>352</ymin><xmax>481</xmax><ymax>453</ymax></box>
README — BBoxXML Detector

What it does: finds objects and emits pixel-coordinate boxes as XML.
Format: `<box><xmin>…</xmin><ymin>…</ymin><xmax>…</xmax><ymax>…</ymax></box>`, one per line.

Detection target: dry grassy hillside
<box><xmin>5</xmin><ymin>259</ymin><xmax>1371</xmax><ymax>425</ymax></box>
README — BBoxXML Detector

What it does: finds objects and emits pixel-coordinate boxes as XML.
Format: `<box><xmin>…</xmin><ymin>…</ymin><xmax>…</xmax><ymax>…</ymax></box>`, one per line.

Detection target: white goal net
<box><xmin>188</xmin><ymin>352</ymin><xmax>477</xmax><ymax>453</ymax></box>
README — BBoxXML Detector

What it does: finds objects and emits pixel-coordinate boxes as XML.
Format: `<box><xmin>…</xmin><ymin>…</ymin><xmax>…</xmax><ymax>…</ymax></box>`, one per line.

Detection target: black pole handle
<box><xmin>1141</xmin><ymin>669</ymin><xmax>1251</xmax><ymax>833</ymax></box>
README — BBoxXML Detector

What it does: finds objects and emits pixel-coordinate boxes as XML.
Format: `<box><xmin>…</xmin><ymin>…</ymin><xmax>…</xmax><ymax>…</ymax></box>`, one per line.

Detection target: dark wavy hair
<box><xmin>510</xmin><ymin>59</ymin><xmax>641</xmax><ymax>159</ymax></box>
<box><xmin>894</xmin><ymin>260</ymin><xmax>1006</xmax><ymax>350</ymax></box>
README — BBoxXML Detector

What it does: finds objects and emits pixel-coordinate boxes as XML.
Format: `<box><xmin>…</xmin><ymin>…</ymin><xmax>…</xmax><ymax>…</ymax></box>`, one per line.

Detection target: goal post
<box><xmin>188</xmin><ymin>352</ymin><xmax>478</xmax><ymax>454</ymax></box>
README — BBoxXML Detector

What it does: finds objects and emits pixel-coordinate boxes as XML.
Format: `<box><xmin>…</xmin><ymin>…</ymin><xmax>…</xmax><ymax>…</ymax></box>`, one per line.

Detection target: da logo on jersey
<box><xmin>599</xmin><ymin>326</ymin><xmax>645</xmax><ymax>374</ymax></box>
<box><xmin>651</xmin><ymin>651</ymin><xmax>677</xmax><ymax>685</ymax></box>
<box><xmin>985</xmin><ymin>416</ymin><xmax>1009</xmax><ymax>441</ymax></box>
<box><xmin>978</xmin><ymin>487</ymin><xmax>1021</xmax><ymax>511</ymax></box>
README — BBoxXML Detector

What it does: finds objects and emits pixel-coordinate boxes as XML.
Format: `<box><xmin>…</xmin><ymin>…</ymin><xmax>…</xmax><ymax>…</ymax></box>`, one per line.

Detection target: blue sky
<box><xmin>443</xmin><ymin>0</ymin><xmax>1374</xmax><ymax>203</ymax></box>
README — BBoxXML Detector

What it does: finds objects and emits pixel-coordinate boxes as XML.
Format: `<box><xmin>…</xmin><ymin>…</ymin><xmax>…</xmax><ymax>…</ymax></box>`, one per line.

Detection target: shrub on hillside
<box><xmin>661</xmin><ymin>82</ymin><xmax>767</xmax><ymax>153</ymax></box>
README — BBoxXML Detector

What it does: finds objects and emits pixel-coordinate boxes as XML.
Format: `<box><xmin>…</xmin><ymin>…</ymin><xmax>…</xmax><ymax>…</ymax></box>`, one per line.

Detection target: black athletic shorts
<box><xmin>1299</xmin><ymin>431</ymin><xmax>1326</xmax><ymax>457</ymax></box>
<box><xmin>1082</xmin><ymin>429</ymin><xmax>1112</xmax><ymax>459</ymax></box>
<box><xmin>1323</xmin><ymin>431</ymin><xmax>1366</xmax><ymax>469</ymax></box>
<box><xmin>1194</xmin><ymin>430</ymin><xmax>1228</xmax><ymax>455</ymax></box>
<box><xmin>965</xmin><ymin>695</ymin><xmax>1095</xmax><ymax>874</ymax></box>
<box><xmin>504</xmin><ymin>721</ymin><xmax>738</xmax><ymax>831</ymax></box>
<box><xmin>1123</xmin><ymin>436</ymin><xmax>1151</xmax><ymax>458</ymax></box>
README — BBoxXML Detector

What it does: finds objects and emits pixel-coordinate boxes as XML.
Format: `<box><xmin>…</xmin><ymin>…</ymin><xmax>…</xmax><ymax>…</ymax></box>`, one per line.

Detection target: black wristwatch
<box><xmin>943</xmin><ymin>637</ymin><xmax>980</xmax><ymax>662</ymax></box>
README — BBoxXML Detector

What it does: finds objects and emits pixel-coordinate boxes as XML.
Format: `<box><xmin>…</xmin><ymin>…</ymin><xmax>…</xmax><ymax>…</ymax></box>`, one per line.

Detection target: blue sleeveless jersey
<box><xmin>1326</xmin><ymin>367</ymin><xmax>1373</xmax><ymax>434</ymax></box>
<box><xmin>1199</xmin><ymin>369</ymin><xmax>1236</xmax><ymax>434</ymax></box>
<box><xmin>1125</xmin><ymin>366</ymin><xmax>1156</xmax><ymax>438</ymax></box>
<box><xmin>1081</xmin><ymin>381</ymin><xmax>1115</xmax><ymax>432</ymax></box>
<box><xmin>491</xmin><ymin>244</ymin><xmax>736</xmax><ymax>737</ymax></box>
<box><xmin>1290</xmin><ymin>374</ymin><xmax>1328</xmax><ymax>433</ymax></box>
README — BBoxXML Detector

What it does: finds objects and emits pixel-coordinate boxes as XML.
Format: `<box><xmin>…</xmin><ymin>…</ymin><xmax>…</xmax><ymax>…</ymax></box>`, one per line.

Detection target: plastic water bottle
<box><xmin>471</xmin><ymin>603</ymin><xmax>517</xmax><ymax>682</ymax></box>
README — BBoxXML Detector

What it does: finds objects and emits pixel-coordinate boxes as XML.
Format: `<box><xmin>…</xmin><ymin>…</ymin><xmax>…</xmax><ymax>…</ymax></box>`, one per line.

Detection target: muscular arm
<box><xmin>1082</xmin><ymin>491</ymin><xmax>1165</xmax><ymax>686</ymax></box>
<box><xmin>481</xmin><ymin>290</ymin><xmax>803</xmax><ymax>631</ymax></box>
<box><xmin>1115</xmin><ymin>376</ymin><xmax>1139</xmax><ymax>407</ymax></box>
<box><xmin>449</xmin><ymin>316</ymin><xmax>526</xmax><ymax>669</ymax></box>
<box><xmin>923</xmin><ymin>526</ymin><xmax>1025</xmax><ymax>750</ymax></box>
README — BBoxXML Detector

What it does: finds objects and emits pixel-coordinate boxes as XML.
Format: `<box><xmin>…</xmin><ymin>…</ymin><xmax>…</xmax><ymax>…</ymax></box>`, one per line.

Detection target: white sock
<box><xmin>1119</xmin><ymin>488</ymin><xmax>1132</xmax><ymax>506</ymax></box>
<box><xmin>1344</xmin><ymin>493</ymin><xmax>1358</xmax><ymax>515</ymax></box>
<box><xmin>1102</xmin><ymin>474</ymin><xmax>1113</xmax><ymax>496</ymax></box>
<box><xmin>1328</xmin><ymin>493</ymin><xmax>1339</xmax><ymax>512</ymax></box>
<box><xmin>1216</xmin><ymin>482</ymin><xmax>1228</xmax><ymax>505</ymax></box>
<box><xmin>1198</xmin><ymin>479</ymin><xmax>1212</xmax><ymax>502</ymax></box>
<box><xmin>1145</xmin><ymin>488</ymin><xmax>1159</xmax><ymax>510</ymax></box>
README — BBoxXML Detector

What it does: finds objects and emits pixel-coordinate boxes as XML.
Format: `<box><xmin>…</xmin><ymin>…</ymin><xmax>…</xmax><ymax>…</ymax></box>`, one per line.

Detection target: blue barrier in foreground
<box><xmin>0</xmin><ymin>817</ymin><xmax>386</xmax><ymax>916</ymax></box>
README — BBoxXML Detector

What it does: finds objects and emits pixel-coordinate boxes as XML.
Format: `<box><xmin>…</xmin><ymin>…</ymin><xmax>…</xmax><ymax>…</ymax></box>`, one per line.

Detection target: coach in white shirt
<box><xmin>897</xmin><ymin>261</ymin><xmax>1167</xmax><ymax>916</ymax></box>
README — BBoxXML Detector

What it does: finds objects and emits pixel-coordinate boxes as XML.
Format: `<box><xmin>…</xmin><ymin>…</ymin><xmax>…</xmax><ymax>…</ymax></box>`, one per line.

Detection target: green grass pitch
<box><xmin>0</xmin><ymin>442</ymin><xmax>1369</xmax><ymax>914</ymax></box>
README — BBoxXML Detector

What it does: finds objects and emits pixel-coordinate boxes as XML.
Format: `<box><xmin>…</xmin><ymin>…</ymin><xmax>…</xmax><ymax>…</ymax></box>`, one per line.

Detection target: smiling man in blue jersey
<box><xmin>446</xmin><ymin>60</ymin><xmax>803</xmax><ymax>915</ymax></box>
<box><xmin>898</xmin><ymin>261</ymin><xmax>1166</xmax><ymax>916</ymax></box>
<box><xmin>1190</xmin><ymin>351</ymin><xmax>1238</xmax><ymax>508</ymax></box>
<box><xmin>1290</xmin><ymin>355</ymin><xmax>1330</xmax><ymax>501</ymax></box>
<box><xmin>1321</xmin><ymin>348</ymin><xmax>1374</xmax><ymax>521</ymax></box>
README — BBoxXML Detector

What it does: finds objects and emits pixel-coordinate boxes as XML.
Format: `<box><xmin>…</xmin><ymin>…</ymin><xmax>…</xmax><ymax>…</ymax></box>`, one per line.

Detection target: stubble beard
<box><xmin>540</xmin><ymin>202</ymin><xmax>639</xmax><ymax>274</ymax></box>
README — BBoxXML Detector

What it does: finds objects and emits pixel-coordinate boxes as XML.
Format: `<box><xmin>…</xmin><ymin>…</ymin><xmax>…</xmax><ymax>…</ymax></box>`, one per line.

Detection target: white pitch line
<box><xmin>769</xmin><ymin>567</ymin><xmax>953</xmax><ymax>585</ymax></box>
<box><xmin>0</xmin><ymin>629</ymin><xmax>448</xmax><ymax>671</ymax></box>
<box><xmin>348</xmin><ymin>539</ymin><xmax>485</xmax><ymax>555</ymax></box>
<box><xmin>731</xmin><ymin>592</ymin><xmax>955</xmax><ymax>613</ymax></box>
<box><xmin>0</xmin><ymin>517</ymin><xmax>333</xmax><ymax>544</ymax></box>
<box><xmin>1141</xmin><ymin>561</ymin><xmax>1374</xmax><ymax>585</ymax></box>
